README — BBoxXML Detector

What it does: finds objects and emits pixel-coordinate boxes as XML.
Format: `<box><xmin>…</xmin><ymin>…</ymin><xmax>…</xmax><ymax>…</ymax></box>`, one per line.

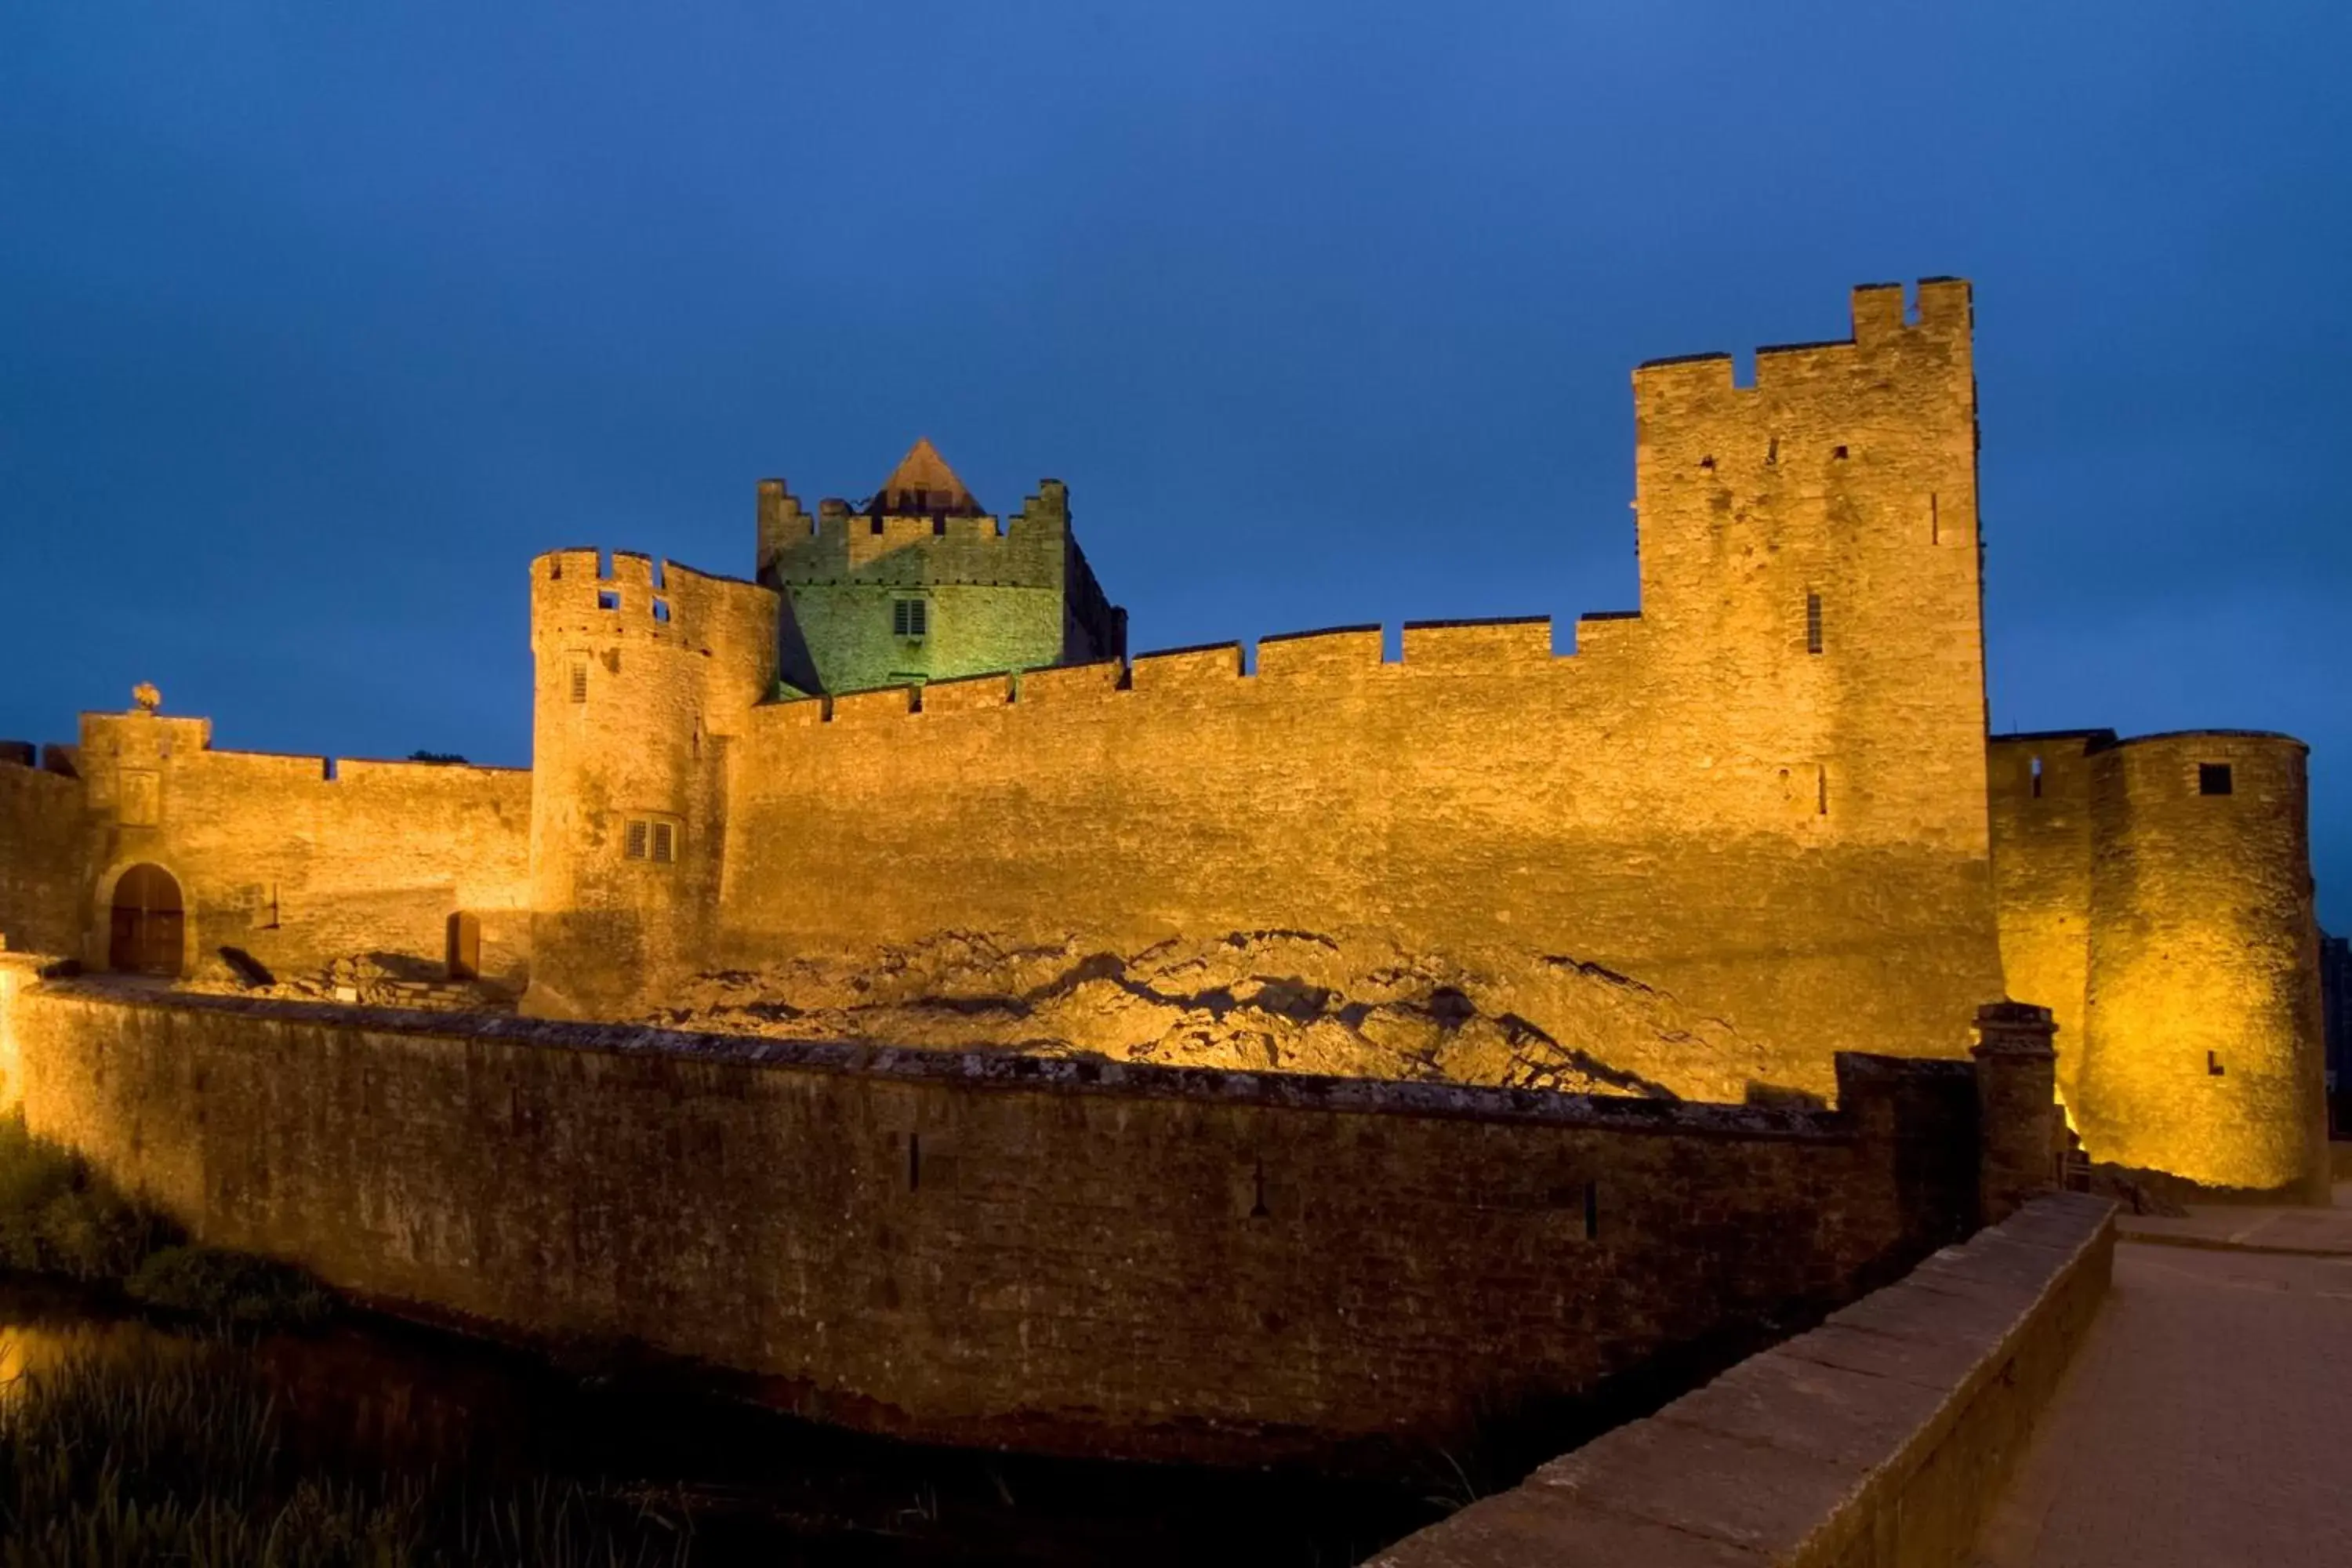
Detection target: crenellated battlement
<box><xmin>1634</xmin><ymin>278</ymin><xmax>1973</xmax><ymax>396</ymax></box>
<box><xmin>758</xmin><ymin>608</ymin><xmax>1653</xmax><ymax>731</ymax></box>
<box><xmin>529</xmin><ymin>548</ymin><xmax>775</xmax><ymax>654</ymax></box>
<box><xmin>760</xmin><ymin>496</ymin><xmax>1072</xmax><ymax>586</ymax></box>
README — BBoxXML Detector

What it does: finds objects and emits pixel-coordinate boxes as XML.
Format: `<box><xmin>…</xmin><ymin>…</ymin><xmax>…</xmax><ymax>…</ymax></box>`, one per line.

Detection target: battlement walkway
<box><xmin>1969</xmin><ymin>1185</ymin><xmax>2352</xmax><ymax>1567</ymax></box>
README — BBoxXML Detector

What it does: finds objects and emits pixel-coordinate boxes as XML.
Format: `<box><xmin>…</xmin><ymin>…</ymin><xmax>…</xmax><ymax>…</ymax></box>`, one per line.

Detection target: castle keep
<box><xmin>0</xmin><ymin>278</ymin><xmax>2327</xmax><ymax>1200</ymax></box>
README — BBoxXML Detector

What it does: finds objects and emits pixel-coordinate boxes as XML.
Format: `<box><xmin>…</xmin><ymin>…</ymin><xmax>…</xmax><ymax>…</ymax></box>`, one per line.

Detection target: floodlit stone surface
<box><xmin>0</xmin><ymin>278</ymin><xmax>2325</xmax><ymax>1198</ymax></box>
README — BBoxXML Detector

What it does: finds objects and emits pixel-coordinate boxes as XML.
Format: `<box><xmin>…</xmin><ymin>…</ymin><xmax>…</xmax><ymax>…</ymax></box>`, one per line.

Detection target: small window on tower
<box><xmin>624</xmin><ymin>820</ymin><xmax>649</xmax><ymax>860</ymax></box>
<box><xmin>2199</xmin><ymin>763</ymin><xmax>2234</xmax><ymax>797</ymax></box>
<box><xmin>569</xmin><ymin>659</ymin><xmax>588</xmax><ymax>704</ymax></box>
<box><xmin>1806</xmin><ymin>593</ymin><xmax>1824</xmax><ymax>655</ymax></box>
<box><xmin>2030</xmin><ymin>755</ymin><xmax>2044</xmax><ymax>798</ymax></box>
<box><xmin>893</xmin><ymin>598</ymin><xmax>928</xmax><ymax>640</ymax></box>
<box><xmin>651</xmin><ymin>822</ymin><xmax>676</xmax><ymax>863</ymax></box>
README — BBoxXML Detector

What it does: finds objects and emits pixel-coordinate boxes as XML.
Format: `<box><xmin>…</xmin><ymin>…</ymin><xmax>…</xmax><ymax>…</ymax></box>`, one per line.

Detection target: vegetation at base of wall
<box><xmin>0</xmin><ymin>1338</ymin><xmax>694</xmax><ymax>1567</ymax></box>
<box><xmin>127</xmin><ymin>1244</ymin><xmax>334</xmax><ymax>1327</ymax></box>
<box><xmin>0</xmin><ymin>1112</ymin><xmax>331</xmax><ymax>1329</ymax></box>
<box><xmin>0</xmin><ymin>1112</ymin><xmax>165</xmax><ymax>1286</ymax></box>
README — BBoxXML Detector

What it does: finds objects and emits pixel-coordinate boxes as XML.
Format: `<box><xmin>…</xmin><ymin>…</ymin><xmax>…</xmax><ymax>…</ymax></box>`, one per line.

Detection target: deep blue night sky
<box><xmin>2</xmin><ymin>3</ymin><xmax>2345</xmax><ymax>925</ymax></box>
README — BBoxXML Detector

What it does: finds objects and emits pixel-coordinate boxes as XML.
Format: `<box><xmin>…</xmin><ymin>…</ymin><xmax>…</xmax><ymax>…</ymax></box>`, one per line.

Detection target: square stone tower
<box><xmin>755</xmin><ymin>440</ymin><xmax>1126</xmax><ymax>698</ymax></box>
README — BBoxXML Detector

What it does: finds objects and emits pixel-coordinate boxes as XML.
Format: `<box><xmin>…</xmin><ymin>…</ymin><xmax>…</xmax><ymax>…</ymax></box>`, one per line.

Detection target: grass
<box><xmin>0</xmin><ymin>1115</ymin><xmax>695</xmax><ymax>1563</ymax></box>
<box><xmin>0</xmin><ymin>1338</ymin><xmax>694</xmax><ymax>1566</ymax></box>
<box><xmin>0</xmin><ymin>1109</ymin><xmax>330</xmax><ymax>1327</ymax></box>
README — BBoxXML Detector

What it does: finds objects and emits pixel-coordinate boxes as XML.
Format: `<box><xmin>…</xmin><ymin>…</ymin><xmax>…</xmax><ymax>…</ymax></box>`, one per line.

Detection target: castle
<box><xmin>0</xmin><ymin>278</ymin><xmax>2327</xmax><ymax>1200</ymax></box>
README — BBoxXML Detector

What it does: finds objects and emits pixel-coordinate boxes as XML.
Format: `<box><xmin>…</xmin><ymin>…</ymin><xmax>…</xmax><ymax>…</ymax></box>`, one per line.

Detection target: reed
<box><xmin>0</xmin><ymin>1337</ymin><xmax>692</xmax><ymax>1566</ymax></box>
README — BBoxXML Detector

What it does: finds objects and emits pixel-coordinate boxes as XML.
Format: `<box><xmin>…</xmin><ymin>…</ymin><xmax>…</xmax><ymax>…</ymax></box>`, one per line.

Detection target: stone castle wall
<box><xmin>713</xmin><ymin>616</ymin><xmax>2002</xmax><ymax>1102</ymax></box>
<box><xmin>5</xmin><ymin>977</ymin><xmax>1983</xmax><ymax>1463</ymax></box>
<box><xmin>0</xmin><ymin>753</ymin><xmax>89</xmax><ymax>956</ymax></box>
<box><xmin>14</xmin><ymin>715</ymin><xmax>531</xmax><ymax>989</ymax></box>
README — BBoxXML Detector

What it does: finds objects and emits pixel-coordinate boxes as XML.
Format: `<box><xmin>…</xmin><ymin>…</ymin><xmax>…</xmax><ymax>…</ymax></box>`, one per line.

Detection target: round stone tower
<box><xmin>524</xmin><ymin>548</ymin><xmax>777</xmax><ymax>1020</ymax></box>
<box><xmin>2075</xmin><ymin>731</ymin><xmax>2327</xmax><ymax>1197</ymax></box>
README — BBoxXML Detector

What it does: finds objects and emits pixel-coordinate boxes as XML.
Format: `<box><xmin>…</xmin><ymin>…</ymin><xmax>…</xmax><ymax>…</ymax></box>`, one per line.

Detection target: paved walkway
<box><xmin>2114</xmin><ymin>1192</ymin><xmax>2352</xmax><ymax>1256</ymax></box>
<box><xmin>1971</xmin><ymin>1189</ymin><xmax>2352</xmax><ymax>1568</ymax></box>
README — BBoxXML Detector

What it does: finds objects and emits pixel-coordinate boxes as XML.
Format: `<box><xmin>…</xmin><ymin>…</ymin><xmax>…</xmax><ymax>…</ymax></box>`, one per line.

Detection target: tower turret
<box><xmin>524</xmin><ymin>548</ymin><xmax>777</xmax><ymax>1019</ymax></box>
<box><xmin>2075</xmin><ymin>731</ymin><xmax>2327</xmax><ymax>1196</ymax></box>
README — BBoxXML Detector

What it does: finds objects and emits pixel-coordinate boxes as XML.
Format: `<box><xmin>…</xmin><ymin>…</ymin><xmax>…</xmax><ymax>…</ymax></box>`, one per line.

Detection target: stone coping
<box><xmin>1369</xmin><ymin>1192</ymin><xmax>2118</xmax><ymax>1566</ymax></box>
<box><xmin>16</xmin><ymin>974</ymin><xmax>1867</xmax><ymax>1142</ymax></box>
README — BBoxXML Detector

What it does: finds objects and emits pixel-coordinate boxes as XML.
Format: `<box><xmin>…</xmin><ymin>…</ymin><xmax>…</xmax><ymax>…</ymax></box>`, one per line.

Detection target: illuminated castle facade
<box><xmin>0</xmin><ymin>278</ymin><xmax>2328</xmax><ymax>1200</ymax></box>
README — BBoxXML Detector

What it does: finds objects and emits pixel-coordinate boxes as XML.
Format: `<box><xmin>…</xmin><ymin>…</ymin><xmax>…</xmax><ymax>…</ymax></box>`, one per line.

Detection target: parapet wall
<box><xmin>8</xmin><ymin>980</ymin><xmax>1987</xmax><ymax>1464</ymax></box>
<box><xmin>1371</xmin><ymin>1192</ymin><xmax>2116</xmax><ymax>1567</ymax></box>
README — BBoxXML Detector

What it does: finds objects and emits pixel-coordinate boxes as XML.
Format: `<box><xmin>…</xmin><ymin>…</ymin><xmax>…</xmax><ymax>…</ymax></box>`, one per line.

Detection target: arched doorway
<box><xmin>107</xmin><ymin>864</ymin><xmax>185</xmax><ymax>977</ymax></box>
<box><xmin>445</xmin><ymin>911</ymin><xmax>481</xmax><ymax>981</ymax></box>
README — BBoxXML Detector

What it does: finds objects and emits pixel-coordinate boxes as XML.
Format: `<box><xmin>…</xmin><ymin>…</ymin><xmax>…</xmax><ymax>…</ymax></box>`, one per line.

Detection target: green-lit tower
<box><xmin>753</xmin><ymin>440</ymin><xmax>1126</xmax><ymax>698</ymax></box>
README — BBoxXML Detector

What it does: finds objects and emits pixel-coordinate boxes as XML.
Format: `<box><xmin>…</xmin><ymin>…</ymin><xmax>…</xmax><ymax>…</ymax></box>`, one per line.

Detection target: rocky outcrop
<box><xmin>655</xmin><ymin>931</ymin><xmax>1767</xmax><ymax>1101</ymax></box>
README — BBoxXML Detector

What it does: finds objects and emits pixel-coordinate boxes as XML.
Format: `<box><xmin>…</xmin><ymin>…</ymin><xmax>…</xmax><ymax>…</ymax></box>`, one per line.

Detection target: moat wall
<box><xmin>4</xmin><ymin>978</ymin><xmax>1986</xmax><ymax>1464</ymax></box>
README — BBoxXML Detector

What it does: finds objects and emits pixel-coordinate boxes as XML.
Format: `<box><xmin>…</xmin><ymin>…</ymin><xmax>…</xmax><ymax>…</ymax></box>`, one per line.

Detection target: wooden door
<box><xmin>107</xmin><ymin>864</ymin><xmax>184</xmax><ymax>977</ymax></box>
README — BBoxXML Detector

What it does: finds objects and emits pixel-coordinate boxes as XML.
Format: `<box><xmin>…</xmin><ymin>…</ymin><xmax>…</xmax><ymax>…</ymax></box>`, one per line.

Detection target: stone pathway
<box><xmin>1971</xmin><ymin>1189</ymin><xmax>2352</xmax><ymax>1568</ymax></box>
<box><xmin>2114</xmin><ymin>1194</ymin><xmax>2352</xmax><ymax>1257</ymax></box>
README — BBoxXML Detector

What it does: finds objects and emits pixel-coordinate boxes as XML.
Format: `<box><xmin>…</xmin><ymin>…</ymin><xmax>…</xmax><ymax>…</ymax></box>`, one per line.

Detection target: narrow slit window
<box><xmin>2198</xmin><ymin>763</ymin><xmax>2234</xmax><ymax>797</ymax></box>
<box><xmin>2030</xmin><ymin>756</ymin><xmax>2044</xmax><ymax>798</ymax></box>
<box><xmin>1582</xmin><ymin>1180</ymin><xmax>1598</xmax><ymax>1241</ymax></box>
<box><xmin>1806</xmin><ymin>592</ymin><xmax>1824</xmax><ymax>655</ymax></box>
<box><xmin>2207</xmin><ymin>1051</ymin><xmax>2225</xmax><ymax>1077</ymax></box>
<box><xmin>908</xmin><ymin>1132</ymin><xmax>922</xmax><ymax>1192</ymax></box>
<box><xmin>624</xmin><ymin>820</ymin><xmax>649</xmax><ymax>861</ymax></box>
<box><xmin>1766</xmin><ymin>437</ymin><xmax>1779</xmax><ymax>466</ymax></box>
<box><xmin>1930</xmin><ymin>492</ymin><xmax>1940</xmax><ymax>545</ymax></box>
<box><xmin>1817</xmin><ymin>765</ymin><xmax>1828</xmax><ymax>816</ymax></box>
<box><xmin>569</xmin><ymin>659</ymin><xmax>589</xmax><ymax>704</ymax></box>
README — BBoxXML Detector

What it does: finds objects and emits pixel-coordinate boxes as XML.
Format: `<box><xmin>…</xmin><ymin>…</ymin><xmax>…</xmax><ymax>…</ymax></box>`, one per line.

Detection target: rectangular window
<box><xmin>651</xmin><ymin>821</ymin><xmax>675</xmax><ymax>864</ymax></box>
<box><xmin>2199</xmin><ymin>763</ymin><xmax>2234</xmax><ymax>797</ymax></box>
<box><xmin>624</xmin><ymin>820</ymin><xmax>649</xmax><ymax>860</ymax></box>
<box><xmin>1806</xmin><ymin>592</ymin><xmax>1824</xmax><ymax>655</ymax></box>
<box><xmin>893</xmin><ymin>598</ymin><xmax>928</xmax><ymax>640</ymax></box>
<box><xmin>569</xmin><ymin>659</ymin><xmax>589</xmax><ymax>703</ymax></box>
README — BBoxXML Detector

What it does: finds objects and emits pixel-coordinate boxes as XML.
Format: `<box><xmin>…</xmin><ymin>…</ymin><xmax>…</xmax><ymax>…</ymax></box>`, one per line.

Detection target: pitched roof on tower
<box><xmin>872</xmin><ymin>437</ymin><xmax>982</xmax><ymax>517</ymax></box>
